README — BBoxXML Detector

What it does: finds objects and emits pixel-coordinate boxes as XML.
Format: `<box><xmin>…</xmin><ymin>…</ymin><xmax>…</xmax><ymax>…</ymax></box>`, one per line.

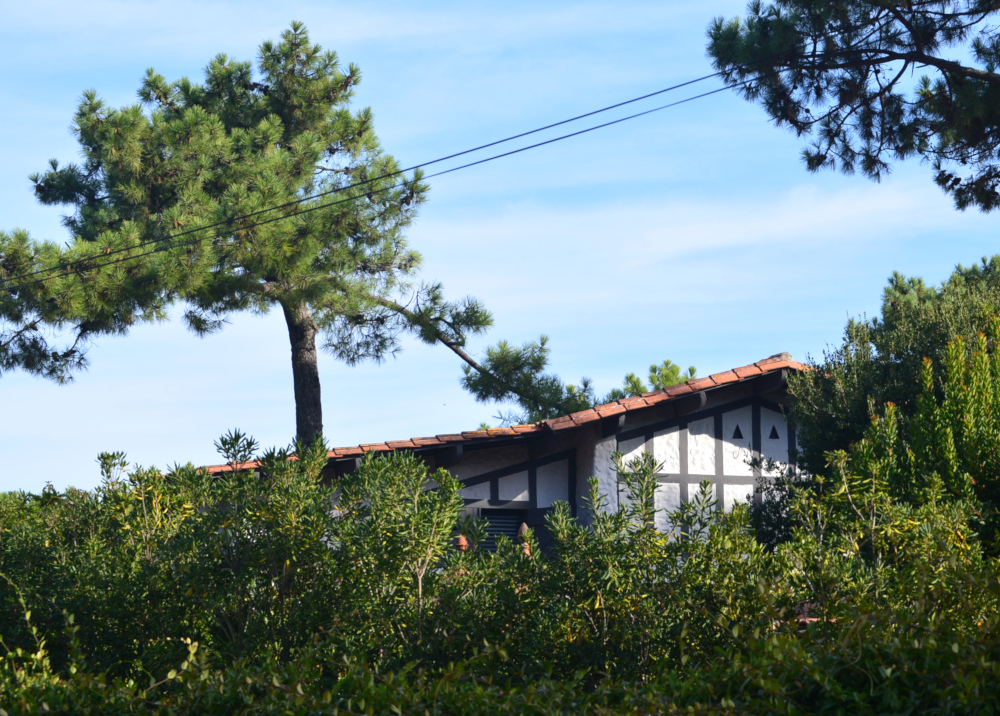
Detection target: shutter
<box><xmin>481</xmin><ymin>509</ymin><xmax>525</xmax><ymax>552</ymax></box>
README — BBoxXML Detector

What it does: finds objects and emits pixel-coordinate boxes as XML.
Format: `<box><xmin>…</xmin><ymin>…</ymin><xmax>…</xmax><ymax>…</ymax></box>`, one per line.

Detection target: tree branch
<box><xmin>374</xmin><ymin>296</ymin><xmax>511</xmax><ymax>386</ymax></box>
<box><xmin>372</xmin><ymin>294</ymin><xmax>574</xmax><ymax>420</ymax></box>
<box><xmin>0</xmin><ymin>320</ymin><xmax>40</xmax><ymax>351</ymax></box>
<box><xmin>873</xmin><ymin>48</ymin><xmax>1000</xmax><ymax>87</ymax></box>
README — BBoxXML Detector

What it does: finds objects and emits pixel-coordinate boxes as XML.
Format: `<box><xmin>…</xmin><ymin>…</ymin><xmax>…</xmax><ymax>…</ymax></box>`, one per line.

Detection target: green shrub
<box><xmin>789</xmin><ymin>258</ymin><xmax>1000</xmax><ymax>474</ymax></box>
<box><xmin>4</xmin><ymin>362</ymin><xmax>1000</xmax><ymax>712</ymax></box>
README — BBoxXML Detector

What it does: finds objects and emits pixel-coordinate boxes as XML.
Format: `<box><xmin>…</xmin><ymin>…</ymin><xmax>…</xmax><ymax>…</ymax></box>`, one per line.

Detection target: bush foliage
<box><xmin>789</xmin><ymin>257</ymin><xmax>1000</xmax><ymax>474</ymax></box>
<box><xmin>4</xmin><ymin>335</ymin><xmax>1000</xmax><ymax>713</ymax></box>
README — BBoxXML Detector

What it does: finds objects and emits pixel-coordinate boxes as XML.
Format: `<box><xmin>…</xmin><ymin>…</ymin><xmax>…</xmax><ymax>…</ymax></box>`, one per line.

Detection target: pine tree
<box><xmin>602</xmin><ymin>360</ymin><xmax>697</xmax><ymax>403</ymax></box>
<box><xmin>0</xmin><ymin>230</ymin><xmax>93</xmax><ymax>381</ymax></box>
<box><xmin>13</xmin><ymin>23</ymin><xmax>492</xmax><ymax>441</ymax></box>
<box><xmin>463</xmin><ymin>340</ymin><xmax>696</xmax><ymax>426</ymax></box>
<box><xmin>707</xmin><ymin>1</ymin><xmax>1000</xmax><ymax>210</ymax></box>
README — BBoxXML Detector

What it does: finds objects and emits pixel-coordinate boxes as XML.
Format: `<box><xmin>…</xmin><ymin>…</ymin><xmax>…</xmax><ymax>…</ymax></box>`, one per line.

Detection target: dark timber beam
<box><xmin>528</xmin><ymin>432</ymin><xmax>559</xmax><ymax>459</ymax></box>
<box><xmin>753</xmin><ymin>369</ymin><xmax>787</xmax><ymax>396</ymax></box>
<box><xmin>434</xmin><ymin>444</ymin><xmax>464</xmax><ymax>469</ymax></box>
<box><xmin>674</xmin><ymin>391</ymin><xmax>708</xmax><ymax>417</ymax></box>
<box><xmin>601</xmin><ymin>414</ymin><xmax>626</xmax><ymax>438</ymax></box>
<box><xmin>323</xmin><ymin>456</ymin><xmax>363</xmax><ymax>481</ymax></box>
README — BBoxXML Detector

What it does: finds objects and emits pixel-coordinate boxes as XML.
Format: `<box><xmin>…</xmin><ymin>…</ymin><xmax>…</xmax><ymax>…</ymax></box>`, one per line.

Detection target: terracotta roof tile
<box><xmin>209</xmin><ymin>460</ymin><xmax>260</xmax><ymax>473</ymax></box>
<box><xmin>514</xmin><ymin>424</ymin><xmax>544</xmax><ymax>433</ymax></box>
<box><xmin>360</xmin><ymin>443</ymin><xmax>391</xmax><ymax>452</ymax></box>
<box><xmin>435</xmin><ymin>434</ymin><xmax>466</xmax><ymax>442</ymax></box>
<box><xmin>461</xmin><ymin>430</ymin><xmax>490</xmax><ymax>440</ymax></box>
<box><xmin>710</xmin><ymin>370</ymin><xmax>740</xmax><ymax>385</ymax></box>
<box><xmin>546</xmin><ymin>416</ymin><xmax>577</xmax><ymax>431</ymax></box>
<box><xmin>756</xmin><ymin>352</ymin><xmax>792</xmax><ymax>366</ymax></box>
<box><xmin>531</xmin><ymin>354</ymin><xmax>803</xmax><ymax>439</ymax></box>
<box><xmin>412</xmin><ymin>437</ymin><xmax>445</xmax><ymax>446</ymax></box>
<box><xmin>386</xmin><ymin>440</ymin><xmax>417</xmax><ymax>449</ymax></box>
<box><xmin>571</xmin><ymin>409</ymin><xmax>601</xmax><ymax>425</ymax></box>
<box><xmin>686</xmin><ymin>377</ymin><xmax>715</xmax><ymax>391</ymax></box>
<box><xmin>758</xmin><ymin>357</ymin><xmax>786</xmax><ymax>367</ymax></box>
<box><xmin>665</xmin><ymin>383</ymin><xmax>694</xmax><ymax>396</ymax></box>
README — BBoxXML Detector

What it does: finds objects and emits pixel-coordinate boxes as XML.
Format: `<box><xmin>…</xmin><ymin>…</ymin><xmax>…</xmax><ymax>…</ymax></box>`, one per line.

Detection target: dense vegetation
<box><xmin>788</xmin><ymin>257</ymin><xmax>1000</xmax><ymax>473</ymax></box>
<box><xmin>3</xmin><ymin>325</ymin><xmax>1000</xmax><ymax>713</ymax></box>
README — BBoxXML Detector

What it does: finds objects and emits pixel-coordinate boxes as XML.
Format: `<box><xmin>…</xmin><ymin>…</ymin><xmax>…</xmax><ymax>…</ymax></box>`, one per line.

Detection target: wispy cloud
<box><xmin>2</xmin><ymin>0</ymin><xmax>994</xmax><ymax>492</ymax></box>
<box><xmin>412</xmin><ymin>175</ymin><xmax>989</xmax><ymax>305</ymax></box>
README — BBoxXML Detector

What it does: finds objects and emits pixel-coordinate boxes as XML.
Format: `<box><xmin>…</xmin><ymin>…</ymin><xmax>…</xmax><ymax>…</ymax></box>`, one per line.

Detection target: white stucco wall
<box><xmin>616</xmin><ymin>435</ymin><xmax>647</xmax><ymax>508</ymax></box>
<box><xmin>537</xmin><ymin>460</ymin><xmax>569</xmax><ymax>508</ymax></box>
<box><xmin>497</xmin><ymin>471</ymin><xmax>529</xmax><ymax>501</ymax></box>
<box><xmin>761</xmin><ymin>407</ymin><xmax>789</xmax><ymax>477</ymax></box>
<box><xmin>618</xmin><ymin>436</ymin><xmax>646</xmax><ymax>470</ymax></box>
<box><xmin>723</xmin><ymin>483</ymin><xmax>754</xmax><ymax>512</ymax></box>
<box><xmin>654</xmin><ymin>482</ymin><xmax>681</xmax><ymax>532</ymax></box>
<box><xmin>593</xmin><ymin>434</ymin><xmax>619</xmax><ymax>512</ymax></box>
<box><xmin>687</xmin><ymin>417</ymin><xmax>716</xmax><ymax>476</ymax></box>
<box><xmin>688</xmin><ymin>480</ymin><xmax>716</xmax><ymax>505</ymax></box>
<box><xmin>721</xmin><ymin>406</ymin><xmax>753</xmax><ymax>477</ymax></box>
<box><xmin>459</xmin><ymin>482</ymin><xmax>490</xmax><ymax>500</ymax></box>
<box><xmin>449</xmin><ymin>395</ymin><xmax>791</xmax><ymax>533</ymax></box>
<box><xmin>450</xmin><ymin>446</ymin><xmax>529</xmax><ymax>481</ymax></box>
<box><xmin>652</xmin><ymin>427</ymin><xmax>680</xmax><ymax>475</ymax></box>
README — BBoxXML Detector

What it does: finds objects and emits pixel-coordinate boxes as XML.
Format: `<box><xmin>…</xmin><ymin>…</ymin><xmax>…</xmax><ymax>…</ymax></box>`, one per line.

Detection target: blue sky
<box><xmin>2</xmin><ymin>0</ymin><xmax>997</xmax><ymax>491</ymax></box>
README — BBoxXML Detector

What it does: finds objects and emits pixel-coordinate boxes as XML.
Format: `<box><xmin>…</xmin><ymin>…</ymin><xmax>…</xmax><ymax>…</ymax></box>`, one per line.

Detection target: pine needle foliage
<box><xmin>464</xmin><ymin>345</ymin><xmax>697</xmax><ymax>426</ymax></box>
<box><xmin>4</xmin><ymin>23</ymin><xmax>493</xmax><ymax>440</ymax></box>
<box><xmin>708</xmin><ymin>1</ymin><xmax>1000</xmax><ymax>210</ymax></box>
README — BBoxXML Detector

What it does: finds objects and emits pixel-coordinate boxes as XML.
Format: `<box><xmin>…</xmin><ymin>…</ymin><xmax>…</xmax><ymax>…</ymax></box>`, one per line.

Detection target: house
<box><xmin>208</xmin><ymin>353</ymin><xmax>806</xmax><ymax>546</ymax></box>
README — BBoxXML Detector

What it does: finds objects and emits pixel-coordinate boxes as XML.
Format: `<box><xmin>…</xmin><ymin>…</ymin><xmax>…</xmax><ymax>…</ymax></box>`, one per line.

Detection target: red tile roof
<box><xmin>205</xmin><ymin>353</ymin><xmax>806</xmax><ymax>473</ymax></box>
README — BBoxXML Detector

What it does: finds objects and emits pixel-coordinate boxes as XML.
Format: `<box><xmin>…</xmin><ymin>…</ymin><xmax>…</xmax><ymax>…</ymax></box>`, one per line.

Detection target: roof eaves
<box><xmin>201</xmin><ymin>354</ymin><xmax>806</xmax><ymax>473</ymax></box>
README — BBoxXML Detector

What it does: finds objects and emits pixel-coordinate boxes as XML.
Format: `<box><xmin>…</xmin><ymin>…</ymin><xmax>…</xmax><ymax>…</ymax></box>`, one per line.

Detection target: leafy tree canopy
<box><xmin>788</xmin><ymin>254</ymin><xmax>1000</xmax><ymax>473</ymax></box>
<box><xmin>839</xmin><ymin>327</ymin><xmax>1000</xmax><ymax>551</ymax></box>
<box><xmin>3</xmin><ymin>408</ymin><xmax>1000</xmax><ymax>712</ymax></box>
<box><xmin>708</xmin><ymin>1</ymin><xmax>1000</xmax><ymax>210</ymax></box>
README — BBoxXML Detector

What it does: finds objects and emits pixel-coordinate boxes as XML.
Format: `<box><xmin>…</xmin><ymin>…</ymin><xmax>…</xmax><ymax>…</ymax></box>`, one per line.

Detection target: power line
<box><xmin>2</xmin><ymin>79</ymin><xmax>753</xmax><ymax>295</ymax></box>
<box><xmin>1</xmin><ymin>42</ymin><xmax>821</xmax><ymax>292</ymax></box>
<box><xmin>0</xmin><ymin>70</ymin><xmax>725</xmax><ymax>291</ymax></box>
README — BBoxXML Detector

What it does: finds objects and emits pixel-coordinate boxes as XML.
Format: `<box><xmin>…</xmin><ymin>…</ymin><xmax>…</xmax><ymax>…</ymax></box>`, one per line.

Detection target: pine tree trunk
<box><xmin>281</xmin><ymin>301</ymin><xmax>324</xmax><ymax>443</ymax></box>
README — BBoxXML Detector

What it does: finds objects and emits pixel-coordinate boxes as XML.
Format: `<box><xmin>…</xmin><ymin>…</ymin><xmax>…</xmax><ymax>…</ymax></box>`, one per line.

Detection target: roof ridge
<box><xmin>542</xmin><ymin>354</ymin><xmax>803</xmax><ymax>431</ymax></box>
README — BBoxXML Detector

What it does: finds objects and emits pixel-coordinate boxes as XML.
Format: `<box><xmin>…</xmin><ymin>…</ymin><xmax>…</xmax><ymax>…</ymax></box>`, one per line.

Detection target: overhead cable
<box><xmin>1</xmin><ymin>72</ymin><xmax>774</xmax><ymax>295</ymax></box>
<box><xmin>0</xmin><ymin>70</ymin><xmax>724</xmax><ymax>290</ymax></box>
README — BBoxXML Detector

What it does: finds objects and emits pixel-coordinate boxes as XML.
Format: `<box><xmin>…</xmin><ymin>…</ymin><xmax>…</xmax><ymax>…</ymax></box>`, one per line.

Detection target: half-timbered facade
<box><xmin>208</xmin><ymin>353</ymin><xmax>806</xmax><ymax>546</ymax></box>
